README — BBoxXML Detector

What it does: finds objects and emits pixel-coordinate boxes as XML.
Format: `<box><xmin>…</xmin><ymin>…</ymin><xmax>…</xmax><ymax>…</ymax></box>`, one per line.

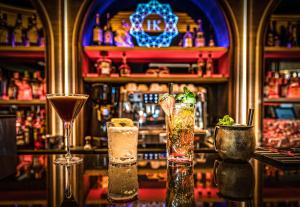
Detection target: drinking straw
<box><xmin>247</xmin><ymin>108</ymin><xmax>254</xmax><ymax>126</ymax></box>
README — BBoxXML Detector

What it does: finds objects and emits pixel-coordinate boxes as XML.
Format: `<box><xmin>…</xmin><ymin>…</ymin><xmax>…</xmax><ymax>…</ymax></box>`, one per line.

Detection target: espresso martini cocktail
<box><xmin>47</xmin><ymin>94</ymin><xmax>89</xmax><ymax>165</ymax></box>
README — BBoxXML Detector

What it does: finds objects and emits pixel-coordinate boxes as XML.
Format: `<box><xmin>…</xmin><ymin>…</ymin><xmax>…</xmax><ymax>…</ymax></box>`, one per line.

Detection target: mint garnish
<box><xmin>175</xmin><ymin>87</ymin><xmax>196</xmax><ymax>104</ymax></box>
<box><xmin>217</xmin><ymin>115</ymin><xmax>234</xmax><ymax>126</ymax></box>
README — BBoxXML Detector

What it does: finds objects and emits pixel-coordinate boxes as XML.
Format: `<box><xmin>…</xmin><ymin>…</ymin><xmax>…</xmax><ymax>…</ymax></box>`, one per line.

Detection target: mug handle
<box><xmin>214</xmin><ymin>126</ymin><xmax>220</xmax><ymax>152</ymax></box>
<box><xmin>213</xmin><ymin>160</ymin><xmax>220</xmax><ymax>187</ymax></box>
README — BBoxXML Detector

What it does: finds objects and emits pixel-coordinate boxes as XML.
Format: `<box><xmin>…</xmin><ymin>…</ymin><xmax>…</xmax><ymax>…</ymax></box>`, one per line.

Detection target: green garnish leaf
<box><xmin>217</xmin><ymin>115</ymin><xmax>234</xmax><ymax>126</ymax></box>
<box><xmin>175</xmin><ymin>87</ymin><xmax>196</xmax><ymax>104</ymax></box>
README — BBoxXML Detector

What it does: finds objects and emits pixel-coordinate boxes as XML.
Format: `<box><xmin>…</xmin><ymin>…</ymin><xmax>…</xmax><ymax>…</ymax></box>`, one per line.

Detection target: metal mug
<box><xmin>214</xmin><ymin>125</ymin><xmax>255</xmax><ymax>161</ymax></box>
<box><xmin>213</xmin><ymin>160</ymin><xmax>254</xmax><ymax>201</ymax></box>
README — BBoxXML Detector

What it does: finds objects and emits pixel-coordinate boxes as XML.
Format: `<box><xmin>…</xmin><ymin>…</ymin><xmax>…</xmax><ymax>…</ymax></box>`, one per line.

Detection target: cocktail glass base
<box><xmin>167</xmin><ymin>156</ymin><xmax>193</xmax><ymax>167</ymax></box>
<box><xmin>54</xmin><ymin>156</ymin><xmax>83</xmax><ymax>165</ymax></box>
<box><xmin>108</xmin><ymin>193</ymin><xmax>138</xmax><ymax>203</ymax></box>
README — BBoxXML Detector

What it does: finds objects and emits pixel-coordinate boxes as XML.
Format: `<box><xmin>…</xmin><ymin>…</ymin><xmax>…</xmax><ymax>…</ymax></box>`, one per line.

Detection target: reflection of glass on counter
<box><xmin>166</xmin><ymin>164</ymin><xmax>195</xmax><ymax>207</ymax></box>
<box><xmin>108</xmin><ymin>163</ymin><xmax>138</xmax><ymax>201</ymax></box>
<box><xmin>60</xmin><ymin>166</ymin><xmax>79</xmax><ymax>207</ymax></box>
<box><xmin>213</xmin><ymin>160</ymin><xmax>254</xmax><ymax>201</ymax></box>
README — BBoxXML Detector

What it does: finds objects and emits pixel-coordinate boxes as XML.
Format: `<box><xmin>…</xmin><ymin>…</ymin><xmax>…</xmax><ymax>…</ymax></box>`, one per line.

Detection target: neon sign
<box><xmin>129</xmin><ymin>0</ymin><xmax>178</xmax><ymax>47</ymax></box>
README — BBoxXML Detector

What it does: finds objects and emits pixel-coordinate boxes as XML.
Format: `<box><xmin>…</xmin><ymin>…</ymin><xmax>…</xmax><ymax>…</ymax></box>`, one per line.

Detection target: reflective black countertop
<box><xmin>0</xmin><ymin>152</ymin><xmax>300</xmax><ymax>207</ymax></box>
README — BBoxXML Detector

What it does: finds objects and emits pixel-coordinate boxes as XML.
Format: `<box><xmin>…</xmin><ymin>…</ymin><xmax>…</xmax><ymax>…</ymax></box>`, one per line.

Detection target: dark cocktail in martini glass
<box><xmin>47</xmin><ymin>94</ymin><xmax>88</xmax><ymax>165</ymax></box>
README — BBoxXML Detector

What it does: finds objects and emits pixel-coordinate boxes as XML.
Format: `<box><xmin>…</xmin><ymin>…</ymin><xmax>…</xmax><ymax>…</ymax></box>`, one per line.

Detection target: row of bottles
<box><xmin>94</xmin><ymin>52</ymin><xmax>217</xmax><ymax>77</ymax></box>
<box><xmin>91</xmin><ymin>12</ymin><xmax>215</xmax><ymax>47</ymax></box>
<box><xmin>0</xmin><ymin>69</ymin><xmax>46</xmax><ymax>100</ymax></box>
<box><xmin>0</xmin><ymin>12</ymin><xmax>44</xmax><ymax>47</ymax></box>
<box><xmin>16</xmin><ymin>106</ymin><xmax>46</xmax><ymax>149</ymax></box>
<box><xmin>266</xmin><ymin>20</ymin><xmax>299</xmax><ymax>47</ymax></box>
<box><xmin>92</xmin><ymin>13</ymin><xmax>114</xmax><ymax>46</ymax></box>
<box><xmin>182</xmin><ymin>19</ymin><xmax>215</xmax><ymax>48</ymax></box>
<box><xmin>264</xmin><ymin>70</ymin><xmax>300</xmax><ymax>98</ymax></box>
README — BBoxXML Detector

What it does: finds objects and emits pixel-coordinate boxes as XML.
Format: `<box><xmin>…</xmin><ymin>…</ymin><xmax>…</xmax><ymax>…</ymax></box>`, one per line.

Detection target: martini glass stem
<box><xmin>64</xmin><ymin>122</ymin><xmax>72</xmax><ymax>160</ymax></box>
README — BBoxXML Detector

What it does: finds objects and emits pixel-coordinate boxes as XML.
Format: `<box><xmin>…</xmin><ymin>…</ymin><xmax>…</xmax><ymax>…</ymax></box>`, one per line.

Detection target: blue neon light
<box><xmin>129</xmin><ymin>0</ymin><xmax>178</xmax><ymax>47</ymax></box>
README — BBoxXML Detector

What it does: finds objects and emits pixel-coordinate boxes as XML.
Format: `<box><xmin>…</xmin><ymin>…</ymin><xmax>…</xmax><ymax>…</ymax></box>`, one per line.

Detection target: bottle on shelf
<box><xmin>264</xmin><ymin>71</ymin><xmax>273</xmax><ymax>98</ymax></box>
<box><xmin>208</xmin><ymin>34</ymin><xmax>215</xmax><ymax>47</ymax></box>
<box><xmin>182</xmin><ymin>24</ymin><xmax>193</xmax><ymax>48</ymax></box>
<box><xmin>8</xmin><ymin>72</ymin><xmax>20</xmax><ymax>99</ymax></box>
<box><xmin>268</xmin><ymin>64</ymin><xmax>280</xmax><ymax>98</ymax></box>
<box><xmin>205</xmin><ymin>53</ymin><xmax>214</xmax><ymax>77</ymax></box>
<box><xmin>273</xmin><ymin>21</ymin><xmax>280</xmax><ymax>47</ymax></box>
<box><xmin>279</xmin><ymin>73</ymin><xmax>290</xmax><ymax>98</ymax></box>
<box><xmin>119</xmin><ymin>52</ymin><xmax>131</xmax><ymax>76</ymax></box>
<box><xmin>194</xmin><ymin>19</ymin><xmax>205</xmax><ymax>47</ymax></box>
<box><xmin>197</xmin><ymin>53</ymin><xmax>205</xmax><ymax>77</ymax></box>
<box><xmin>287</xmin><ymin>72</ymin><xmax>300</xmax><ymax>98</ymax></box>
<box><xmin>266</xmin><ymin>21</ymin><xmax>274</xmax><ymax>46</ymax></box>
<box><xmin>18</xmin><ymin>71</ymin><xmax>33</xmax><ymax>100</ymax></box>
<box><xmin>12</xmin><ymin>14</ymin><xmax>24</xmax><ymax>47</ymax></box>
<box><xmin>95</xmin><ymin>51</ymin><xmax>112</xmax><ymax>76</ymax></box>
<box><xmin>0</xmin><ymin>13</ymin><xmax>10</xmax><ymax>46</ymax></box>
<box><xmin>93</xmin><ymin>13</ymin><xmax>103</xmax><ymax>45</ymax></box>
<box><xmin>0</xmin><ymin>68</ymin><xmax>8</xmax><ymax>99</ymax></box>
<box><xmin>27</xmin><ymin>14</ymin><xmax>40</xmax><ymax>46</ymax></box>
<box><xmin>286</xmin><ymin>22</ymin><xmax>293</xmax><ymax>48</ymax></box>
<box><xmin>16</xmin><ymin>111</ymin><xmax>25</xmax><ymax>146</ymax></box>
<box><xmin>31</xmin><ymin>71</ymin><xmax>43</xmax><ymax>99</ymax></box>
<box><xmin>103</xmin><ymin>13</ymin><xmax>114</xmax><ymax>46</ymax></box>
<box><xmin>291</xmin><ymin>24</ymin><xmax>298</xmax><ymax>47</ymax></box>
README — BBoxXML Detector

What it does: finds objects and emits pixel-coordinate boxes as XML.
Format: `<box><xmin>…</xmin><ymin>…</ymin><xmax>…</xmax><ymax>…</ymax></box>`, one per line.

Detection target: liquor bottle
<box><xmin>266</xmin><ymin>21</ymin><xmax>274</xmax><ymax>46</ymax></box>
<box><xmin>16</xmin><ymin>111</ymin><xmax>25</xmax><ymax>146</ymax></box>
<box><xmin>27</xmin><ymin>15</ymin><xmax>39</xmax><ymax>46</ymax></box>
<box><xmin>0</xmin><ymin>68</ymin><xmax>8</xmax><ymax>99</ymax></box>
<box><xmin>291</xmin><ymin>24</ymin><xmax>298</xmax><ymax>47</ymax></box>
<box><xmin>31</xmin><ymin>71</ymin><xmax>42</xmax><ymax>99</ymax></box>
<box><xmin>12</xmin><ymin>14</ymin><xmax>24</xmax><ymax>46</ymax></box>
<box><xmin>0</xmin><ymin>13</ymin><xmax>9</xmax><ymax>45</ymax></box>
<box><xmin>119</xmin><ymin>52</ymin><xmax>131</xmax><ymax>76</ymax></box>
<box><xmin>194</xmin><ymin>19</ymin><xmax>205</xmax><ymax>47</ymax></box>
<box><xmin>95</xmin><ymin>51</ymin><xmax>112</xmax><ymax>76</ymax></box>
<box><xmin>93</xmin><ymin>13</ymin><xmax>103</xmax><ymax>45</ymax></box>
<box><xmin>183</xmin><ymin>25</ymin><xmax>193</xmax><ymax>47</ymax></box>
<box><xmin>103</xmin><ymin>13</ymin><xmax>114</xmax><ymax>46</ymax></box>
<box><xmin>18</xmin><ymin>71</ymin><xmax>33</xmax><ymax>100</ymax></box>
<box><xmin>8</xmin><ymin>72</ymin><xmax>20</xmax><ymax>99</ymax></box>
<box><xmin>208</xmin><ymin>34</ymin><xmax>215</xmax><ymax>47</ymax></box>
<box><xmin>24</xmin><ymin>111</ymin><xmax>33</xmax><ymax>146</ymax></box>
<box><xmin>273</xmin><ymin>21</ymin><xmax>280</xmax><ymax>47</ymax></box>
<box><xmin>205</xmin><ymin>54</ymin><xmax>214</xmax><ymax>77</ymax></box>
<box><xmin>197</xmin><ymin>53</ymin><xmax>205</xmax><ymax>77</ymax></box>
<box><xmin>264</xmin><ymin>71</ymin><xmax>273</xmax><ymax>97</ymax></box>
<box><xmin>286</xmin><ymin>22</ymin><xmax>293</xmax><ymax>48</ymax></box>
<box><xmin>280</xmin><ymin>73</ymin><xmax>290</xmax><ymax>97</ymax></box>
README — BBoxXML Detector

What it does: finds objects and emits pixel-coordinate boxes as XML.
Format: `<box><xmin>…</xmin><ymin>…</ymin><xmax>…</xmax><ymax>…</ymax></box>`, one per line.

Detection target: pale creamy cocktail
<box><xmin>107</xmin><ymin>118</ymin><xmax>139</xmax><ymax>165</ymax></box>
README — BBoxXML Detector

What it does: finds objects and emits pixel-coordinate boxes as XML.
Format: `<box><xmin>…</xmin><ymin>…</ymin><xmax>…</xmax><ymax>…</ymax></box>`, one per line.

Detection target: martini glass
<box><xmin>47</xmin><ymin>94</ymin><xmax>89</xmax><ymax>165</ymax></box>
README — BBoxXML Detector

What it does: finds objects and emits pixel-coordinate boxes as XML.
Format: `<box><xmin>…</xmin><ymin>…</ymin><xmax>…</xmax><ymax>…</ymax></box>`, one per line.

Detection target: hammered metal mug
<box><xmin>214</xmin><ymin>125</ymin><xmax>255</xmax><ymax>161</ymax></box>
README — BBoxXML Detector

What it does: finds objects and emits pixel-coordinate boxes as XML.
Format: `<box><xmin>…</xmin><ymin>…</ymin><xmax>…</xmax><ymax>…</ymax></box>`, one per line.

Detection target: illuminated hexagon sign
<box><xmin>130</xmin><ymin>0</ymin><xmax>178</xmax><ymax>47</ymax></box>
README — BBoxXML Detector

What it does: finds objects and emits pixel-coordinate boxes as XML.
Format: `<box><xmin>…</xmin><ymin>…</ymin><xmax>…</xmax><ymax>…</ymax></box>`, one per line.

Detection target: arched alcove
<box><xmin>81</xmin><ymin>0</ymin><xmax>230</xmax><ymax>47</ymax></box>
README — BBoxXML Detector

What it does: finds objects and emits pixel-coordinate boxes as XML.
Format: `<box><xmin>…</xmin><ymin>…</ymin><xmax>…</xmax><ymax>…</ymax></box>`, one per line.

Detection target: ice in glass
<box><xmin>107</xmin><ymin>118</ymin><xmax>139</xmax><ymax>165</ymax></box>
<box><xmin>159</xmin><ymin>87</ymin><xmax>195</xmax><ymax>164</ymax></box>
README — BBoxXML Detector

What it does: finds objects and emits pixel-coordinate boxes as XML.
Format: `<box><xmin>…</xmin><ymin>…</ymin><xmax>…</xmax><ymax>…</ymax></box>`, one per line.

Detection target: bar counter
<box><xmin>0</xmin><ymin>151</ymin><xmax>300</xmax><ymax>206</ymax></box>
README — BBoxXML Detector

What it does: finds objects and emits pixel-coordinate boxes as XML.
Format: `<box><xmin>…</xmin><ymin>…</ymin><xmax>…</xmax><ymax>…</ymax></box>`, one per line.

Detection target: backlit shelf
<box><xmin>0</xmin><ymin>99</ymin><xmax>46</xmax><ymax>106</ymax></box>
<box><xmin>264</xmin><ymin>47</ymin><xmax>300</xmax><ymax>59</ymax></box>
<box><xmin>264</xmin><ymin>98</ymin><xmax>300</xmax><ymax>104</ymax></box>
<box><xmin>0</xmin><ymin>46</ymin><xmax>45</xmax><ymax>59</ymax></box>
<box><xmin>83</xmin><ymin>76</ymin><xmax>229</xmax><ymax>84</ymax></box>
<box><xmin>83</xmin><ymin>46</ymin><xmax>228</xmax><ymax>62</ymax></box>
